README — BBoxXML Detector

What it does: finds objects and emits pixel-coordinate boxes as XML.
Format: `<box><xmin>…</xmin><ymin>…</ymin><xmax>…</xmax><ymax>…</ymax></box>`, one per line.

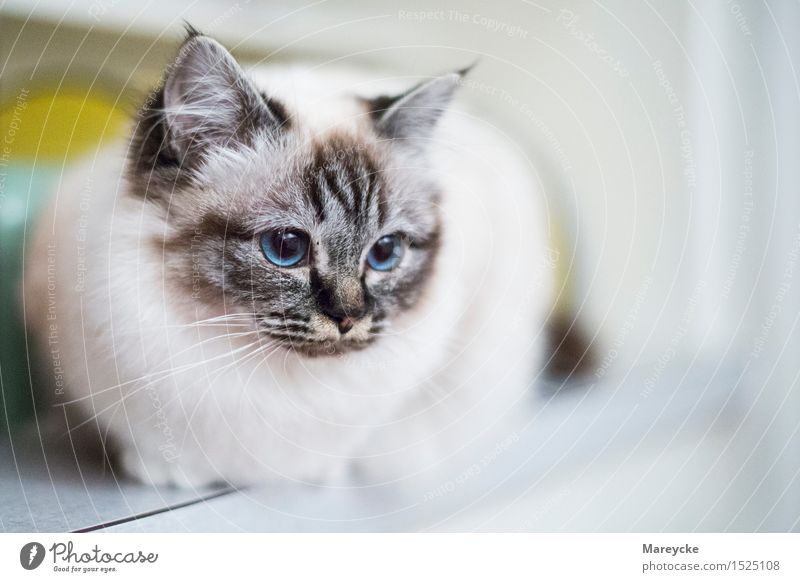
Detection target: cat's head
<box><xmin>129</xmin><ymin>30</ymin><xmax>463</xmax><ymax>356</ymax></box>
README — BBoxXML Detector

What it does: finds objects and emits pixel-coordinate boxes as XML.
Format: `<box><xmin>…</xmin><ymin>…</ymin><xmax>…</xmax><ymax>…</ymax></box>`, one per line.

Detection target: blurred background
<box><xmin>1</xmin><ymin>0</ymin><xmax>798</xmax><ymax>532</ymax></box>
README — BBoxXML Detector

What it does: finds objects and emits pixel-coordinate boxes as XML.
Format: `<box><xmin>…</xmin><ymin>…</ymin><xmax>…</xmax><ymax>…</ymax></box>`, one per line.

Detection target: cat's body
<box><xmin>23</xmin><ymin>33</ymin><xmax>552</xmax><ymax>487</ymax></box>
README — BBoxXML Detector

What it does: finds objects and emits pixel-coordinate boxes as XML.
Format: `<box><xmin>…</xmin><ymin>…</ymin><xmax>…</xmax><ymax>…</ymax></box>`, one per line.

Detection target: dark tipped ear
<box><xmin>367</xmin><ymin>71</ymin><xmax>465</xmax><ymax>142</ymax></box>
<box><xmin>162</xmin><ymin>34</ymin><xmax>283</xmax><ymax>163</ymax></box>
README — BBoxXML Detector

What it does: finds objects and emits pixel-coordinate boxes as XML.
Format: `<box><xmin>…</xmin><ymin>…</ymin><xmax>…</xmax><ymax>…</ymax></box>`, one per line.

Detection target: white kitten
<box><xmin>23</xmin><ymin>32</ymin><xmax>553</xmax><ymax>487</ymax></box>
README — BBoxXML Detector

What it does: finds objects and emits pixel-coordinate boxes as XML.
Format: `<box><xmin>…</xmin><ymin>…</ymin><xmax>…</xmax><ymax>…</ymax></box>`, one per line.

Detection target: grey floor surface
<box><xmin>2</xmin><ymin>362</ymin><xmax>780</xmax><ymax>532</ymax></box>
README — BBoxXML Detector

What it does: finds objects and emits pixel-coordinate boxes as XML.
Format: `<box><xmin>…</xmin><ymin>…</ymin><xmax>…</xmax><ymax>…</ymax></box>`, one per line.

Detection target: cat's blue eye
<box><xmin>260</xmin><ymin>229</ymin><xmax>309</xmax><ymax>268</ymax></box>
<box><xmin>367</xmin><ymin>234</ymin><xmax>404</xmax><ymax>271</ymax></box>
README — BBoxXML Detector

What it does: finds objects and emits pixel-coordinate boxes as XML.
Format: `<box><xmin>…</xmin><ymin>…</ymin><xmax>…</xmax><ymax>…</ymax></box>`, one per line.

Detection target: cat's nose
<box><xmin>335</xmin><ymin>317</ymin><xmax>355</xmax><ymax>335</ymax></box>
<box><xmin>314</xmin><ymin>274</ymin><xmax>367</xmax><ymax>334</ymax></box>
<box><xmin>319</xmin><ymin>300</ymin><xmax>364</xmax><ymax>334</ymax></box>
<box><xmin>325</xmin><ymin>312</ymin><xmax>358</xmax><ymax>335</ymax></box>
<box><xmin>322</xmin><ymin>307</ymin><xmax>362</xmax><ymax>335</ymax></box>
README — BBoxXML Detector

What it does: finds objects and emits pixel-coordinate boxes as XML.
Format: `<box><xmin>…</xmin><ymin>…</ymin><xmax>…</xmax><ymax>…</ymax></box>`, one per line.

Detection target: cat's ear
<box><xmin>162</xmin><ymin>31</ymin><xmax>283</xmax><ymax>163</ymax></box>
<box><xmin>367</xmin><ymin>70</ymin><xmax>466</xmax><ymax>143</ymax></box>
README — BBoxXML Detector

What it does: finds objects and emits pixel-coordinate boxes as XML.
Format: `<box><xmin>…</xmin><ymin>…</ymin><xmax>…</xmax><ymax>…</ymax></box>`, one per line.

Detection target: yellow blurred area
<box><xmin>0</xmin><ymin>88</ymin><xmax>128</xmax><ymax>162</ymax></box>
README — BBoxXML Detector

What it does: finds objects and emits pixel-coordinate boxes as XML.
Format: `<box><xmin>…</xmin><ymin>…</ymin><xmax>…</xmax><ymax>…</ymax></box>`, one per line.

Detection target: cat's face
<box><xmin>129</xmin><ymin>32</ymin><xmax>461</xmax><ymax>355</ymax></box>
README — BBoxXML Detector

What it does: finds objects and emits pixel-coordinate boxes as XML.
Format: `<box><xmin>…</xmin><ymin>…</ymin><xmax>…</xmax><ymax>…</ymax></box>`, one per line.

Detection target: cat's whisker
<box><xmin>259</xmin><ymin>318</ymin><xmax>311</xmax><ymax>329</ymax></box>
<box><xmin>63</xmin><ymin>336</ymin><xmax>271</xmax><ymax>436</ymax></box>
<box><xmin>137</xmin><ymin>328</ymin><xmax>259</xmax><ymax>368</ymax></box>
<box><xmin>139</xmin><ymin>320</ymin><xmax>256</xmax><ymax>331</ymax></box>
<box><xmin>57</xmin><ymin>333</ymin><xmax>264</xmax><ymax>409</ymax></box>
<box><xmin>99</xmin><ymin>395</ymin><xmax>126</xmax><ymax>461</ymax></box>
<box><xmin>131</xmin><ymin>323</ymin><xmax>253</xmax><ymax>332</ymax></box>
<box><xmin>264</xmin><ymin>330</ymin><xmax>317</xmax><ymax>343</ymax></box>
<box><xmin>414</xmin><ymin>376</ymin><xmax>461</xmax><ymax>420</ymax></box>
<box><xmin>160</xmin><ymin>340</ymin><xmax>285</xmax><ymax>438</ymax></box>
<box><xmin>170</xmin><ymin>340</ymin><xmax>285</xmax><ymax>445</ymax></box>
<box><xmin>57</xmin><ymin>333</ymin><xmax>260</xmax><ymax>408</ymax></box>
<box><xmin>186</xmin><ymin>312</ymin><xmax>259</xmax><ymax>325</ymax></box>
<box><xmin>228</xmin><ymin>341</ymin><xmax>288</xmax><ymax>418</ymax></box>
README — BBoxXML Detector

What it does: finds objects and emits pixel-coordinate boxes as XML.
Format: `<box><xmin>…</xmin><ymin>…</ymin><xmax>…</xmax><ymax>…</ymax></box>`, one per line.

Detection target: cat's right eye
<box><xmin>260</xmin><ymin>229</ymin><xmax>309</xmax><ymax>268</ymax></box>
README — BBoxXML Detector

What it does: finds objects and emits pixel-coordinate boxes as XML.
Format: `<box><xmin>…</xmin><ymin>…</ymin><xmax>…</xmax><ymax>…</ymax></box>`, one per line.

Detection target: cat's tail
<box><xmin>538</xmin><ymin>200</ymin><xmax>596</xmax><ymax>384</ymax></box>
<box><xmin>543</xmin><ymin>312</ymin><xmax>595</xmax><ymax>383</ymax></box>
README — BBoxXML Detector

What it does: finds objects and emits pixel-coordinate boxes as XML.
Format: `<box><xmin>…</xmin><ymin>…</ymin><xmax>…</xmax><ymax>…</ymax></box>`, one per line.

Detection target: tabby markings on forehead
<box><xmin>304</xmin><ymin>137</ymin><xmax>387</xmax><ymax>228</ymax></box>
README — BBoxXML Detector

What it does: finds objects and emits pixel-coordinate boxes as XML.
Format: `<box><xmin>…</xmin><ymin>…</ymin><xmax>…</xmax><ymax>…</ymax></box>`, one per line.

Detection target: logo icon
<box><xmin>20</xmin><ymin>542</ymin><xmax>46</xmax><ymax>570</ymax></box>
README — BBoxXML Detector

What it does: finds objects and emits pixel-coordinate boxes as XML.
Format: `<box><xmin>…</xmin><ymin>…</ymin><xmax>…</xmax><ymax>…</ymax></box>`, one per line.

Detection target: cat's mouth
<box><xmin>273</xmin><ymin>336</ymin><xmax>376</xmax><ymax>357</ymax></box>
<box><xmin>256</xmin><ymin>313</ymin><xmax>380</xmax><ymax>357</ymax></box>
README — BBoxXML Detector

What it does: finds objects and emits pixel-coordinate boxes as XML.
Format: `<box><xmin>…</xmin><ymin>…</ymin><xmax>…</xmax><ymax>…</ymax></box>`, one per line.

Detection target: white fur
<box><xmin>23</xmin><ymin>65</ymin><xmax>553</xmax><ymax>487</ymax></box>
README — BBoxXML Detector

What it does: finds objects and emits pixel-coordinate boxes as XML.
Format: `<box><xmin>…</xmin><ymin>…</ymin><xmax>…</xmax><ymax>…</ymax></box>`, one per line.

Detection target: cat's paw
<box><xmin>118</xmin><ymin>449</ymin><xmax>221</xmax><ymax>488</ymax></box>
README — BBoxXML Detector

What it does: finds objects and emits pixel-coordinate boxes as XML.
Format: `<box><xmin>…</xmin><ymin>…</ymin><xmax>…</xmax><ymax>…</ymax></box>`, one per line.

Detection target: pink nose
<box><xmin>336</xmin><ymin>317</ymin><xmax>354</xmax><ymax>335</ymax></box>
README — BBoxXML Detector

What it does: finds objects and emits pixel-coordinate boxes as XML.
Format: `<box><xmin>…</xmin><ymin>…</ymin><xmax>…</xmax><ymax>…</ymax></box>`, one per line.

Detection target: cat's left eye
<box><xmin>367</xmin><ymin>234</ymin><xmax>405</xmax><ymax>271</ymax></box>
<box><xmin>260</xmin><ymin>229</ymin><xmax>309</xmax><ymax>268</ymax></box>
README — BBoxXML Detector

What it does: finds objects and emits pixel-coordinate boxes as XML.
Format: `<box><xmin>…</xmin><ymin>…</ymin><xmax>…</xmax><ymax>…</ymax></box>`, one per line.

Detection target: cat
<box><xmin>22</xmin><ymin>28</ymin><xmax>554</xmax><ymax>488</ymax></box>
